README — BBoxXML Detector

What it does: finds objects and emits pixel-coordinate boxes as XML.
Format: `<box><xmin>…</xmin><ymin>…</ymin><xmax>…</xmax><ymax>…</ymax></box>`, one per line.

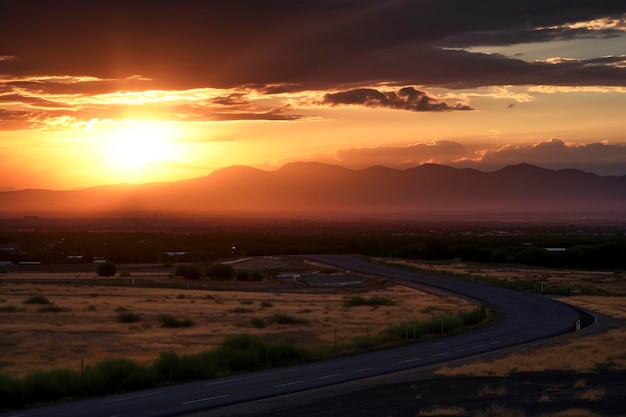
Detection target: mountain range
<box><xmin>1</xmin><ymin>162</ymin><xmax>625</xmax><ymax>217</ymax></box>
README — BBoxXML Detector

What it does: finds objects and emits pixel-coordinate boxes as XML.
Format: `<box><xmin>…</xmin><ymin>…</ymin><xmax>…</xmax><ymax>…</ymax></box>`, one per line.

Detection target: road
<box><xmin>1</xmin><ymin>255</ymin><xmax>584</xmax><ymax>417</ymax></box>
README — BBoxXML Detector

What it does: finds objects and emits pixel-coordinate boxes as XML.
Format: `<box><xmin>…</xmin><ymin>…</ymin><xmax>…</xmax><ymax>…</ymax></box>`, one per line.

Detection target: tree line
<box><xmin>1</xmin><ymin>229</ymin><xmax>625</xmax><ymax>270</ymax></box>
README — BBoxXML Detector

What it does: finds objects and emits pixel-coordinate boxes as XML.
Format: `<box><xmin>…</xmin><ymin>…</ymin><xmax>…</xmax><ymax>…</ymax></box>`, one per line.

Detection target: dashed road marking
<box><xmin>398</xmin><ymin>357</ymin><xmax>421</xmax><ymax>364</ymax></box>
<box><xmin>205</xmin><ymin>378</ymin><xmax>243</xmax><ymax>386</ymax></box>
<box><xmin>182</xmin><ymin>394</ymin><xmax>231</xmax><ymax>405</ymax></box>
<box><xmin>316</xmin><ymin>373</ymin><xmax>342</xmax><ymax>380</ymax></box>
<box><xmin>273</xmin><ymin>380</ymin><xmax>305</xmax><ymax>388</ymax></box>
<box><xmin>105</xmin><ymin>391</ymin><xmax>162</xmax><ymax>403</ymax></box>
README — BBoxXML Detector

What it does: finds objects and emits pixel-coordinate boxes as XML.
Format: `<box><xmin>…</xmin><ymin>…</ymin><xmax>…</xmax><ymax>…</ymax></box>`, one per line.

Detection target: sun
<box><xmin>103</xmin><ymin>122</ymin><xmax>178</xmax><ymax>171</ymax></box>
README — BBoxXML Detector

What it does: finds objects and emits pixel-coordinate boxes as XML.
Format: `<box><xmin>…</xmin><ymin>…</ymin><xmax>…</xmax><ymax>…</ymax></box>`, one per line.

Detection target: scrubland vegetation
<box><xmin>1</xmin><ymin>220</ymin><xmax>625</xmax><ymax>414</ymax></box>
<box><xmin>0</xmin><ymin>275</ymin><xmax>486</xmax><ymax>409</ymax></box>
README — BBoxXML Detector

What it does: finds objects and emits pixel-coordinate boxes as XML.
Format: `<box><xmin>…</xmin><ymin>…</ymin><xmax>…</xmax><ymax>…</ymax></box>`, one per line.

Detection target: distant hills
<box><xmin>1</xmin><ymin>162</ymin><xmax>625</xmax><ymax>217</ymax></box>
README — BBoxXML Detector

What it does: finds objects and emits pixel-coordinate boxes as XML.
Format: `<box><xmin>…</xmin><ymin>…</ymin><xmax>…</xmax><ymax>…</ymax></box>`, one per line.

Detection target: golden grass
<box><xmin>0</xmin><ymin>278</ymin><xmax>473</xmax><ymax>376</ymax></box>
<box><xmin>575</xmin><ymin>388</ymin><xmax>606</xmax><ymax>402</ymax></box>
<box><xmin>477</xmin><ymin>384</ymin><xmax>506</xmax><ymax>396</ymax></box>
<box><xmin>435</xmin><ymin>328</ymin><xmax>626</xmax><ymax>377</ymax></box>
<box><xmin>539</xmin><ymin>409</ymin><xmax>603</xmax><ymax>417</ymax></box>
<box><xmin>418</xmin><ymin>406</ymin><xmax>467</xmax><ymax>416</ymax></box>
<box><xmin>381</xmin><ymin>259</ymin><xmax>626</xmax><ymax>295</ymax></box>
<box><xmin>474</xmin><ymin>404</ymin><xmax>526</xmax><ymax>417</ymax></box>
<box><xmin>538</xmin><ymin>394</ymin><xmax>551</xmax><ymax>403</ymax></box>
<box><xmin>560</xmin><ymin>296</ymin><xmax>626</xmax><ymax>319</ymax></box>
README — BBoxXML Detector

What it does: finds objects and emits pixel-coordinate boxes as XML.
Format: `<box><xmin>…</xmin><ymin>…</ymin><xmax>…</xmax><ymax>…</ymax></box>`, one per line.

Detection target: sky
<box><xmin>1</xmin><ymin>0</ymin><xmax>626</xmax><ymax>190</ymax></box>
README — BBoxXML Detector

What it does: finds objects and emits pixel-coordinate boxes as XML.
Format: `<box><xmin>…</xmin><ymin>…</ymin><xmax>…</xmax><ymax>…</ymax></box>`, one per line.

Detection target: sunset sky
<box><xmin>1</xmin><ymin>0</ymin><xmax>626</xmax><ymax>190</ymax></box>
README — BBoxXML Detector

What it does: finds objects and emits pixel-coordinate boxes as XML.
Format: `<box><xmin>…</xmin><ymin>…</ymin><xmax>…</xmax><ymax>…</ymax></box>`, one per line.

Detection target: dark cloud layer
<box><xmin>323</xmin><ymin>87</ymin><xmax>473</xmax><ymax>111</ymax></box>
<box><xmin>1</xmin><ymin>0</ymin><xmax>625</xmax><ymax>93</ymax></box>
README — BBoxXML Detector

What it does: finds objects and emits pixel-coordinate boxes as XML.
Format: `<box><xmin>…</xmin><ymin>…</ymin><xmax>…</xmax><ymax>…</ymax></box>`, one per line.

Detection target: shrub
<box><xmin>21</xmin><ymin>368</ymin><xmax>81</xmax><ymax>404</ymax></box>
<box><xmin>206</xmin><ymin>263</ymin><xmax>235</xmax><ymax>280</ymax></box>
<box><xmin>96</xmin><ymin>262</ymin><xmax>117</xmax><ymax>277</ymax></box>
<box><xmin>154</xmin><ymin>350</ymin><xmax>218</xmax><ymax>381</ymax></box>
<box><xmin>250</xmin><ymin>317</ymin><xmax>267</xmax><ymax>328</ymax></box>
<box><xmin>260</xmin><ymin>301</ymin><xmax>274</xmax><ymax>308</ymax></box>
<box><xmin>23</xmin><ymin>295</ymin><xmax>51</xmax><ymax>305</ymax></box>
<box><xmin>343</xmin><ymin>296</ymin><xmax>395</xmax><ymax>307</ymax></box>
<box><xmin>220</xmin><ymin>334</ymin><xmax>264</xmax><ymax>371</ymax></box>
<box><xmin>38</xmin><ymin>305</ymin><xmax>67</xmax><ymax>313</ymax></box>
<box><xmin>118</xmin><ymin>311</ymin><xmax>141</xmax><ymax>323</ymax></box>
<box><xmin>269</xmin><ymin>313</ymin><xmax>308</xmax><ymax>325</ymax></box>
<box><xmin>0</xmin><ymin>305</ymin><xmax>22</xmax><ymax>312</ymax></box>
<box><xmin>230</xmin><ymin>307</ymin><xmax>253</xmax><ymax>313</ymax></box>
<box><xmin>84</xmin><ymin>358</ymin><xmax>156</xmax><ymax>394</ymax></box>
<box><xmin>267</xmin><ymin>340</ymin><xmax>300</xmax><ymax>366</ymax></box>
<box><xmin>159</xmin><ymin>314</ymin><xmax>194</xmax><ymax>328</ymax></box>
<box><xmin>235</xmin><ymin>270</ymin><xmax>251</xmax><ymax>281</ymax></box>
<box><xmin>174</xmin><ymin>264</ymin><xmax>204</xmax><ymax>280</ymax></box>
<box><xmin>0</xmin><ymin>373</ymin><xmax>22</xmax><ymax>409</ymax></box>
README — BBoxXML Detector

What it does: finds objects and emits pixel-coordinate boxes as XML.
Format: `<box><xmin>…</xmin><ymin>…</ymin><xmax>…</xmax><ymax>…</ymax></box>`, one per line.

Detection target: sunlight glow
<box><xmin>102</xmin><ymin>122</ymin><xmax>179</xmax><ymax>171</ymax></box>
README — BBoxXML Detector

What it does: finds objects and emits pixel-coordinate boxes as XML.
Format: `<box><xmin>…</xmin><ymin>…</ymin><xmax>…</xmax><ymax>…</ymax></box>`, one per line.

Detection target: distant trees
<box><xmin>96</xmin><ymin>262</ymin><xmax>117</xmax><ymax>277</ymax></box>
<box><xmin>235</xmin><ymin>270</ymin><xmax>264</xmax><ymax>281</ymax></box>
<box><xmin>206</xmin><ymin>263</ymin><xmax>235</xmax><ymax>280</ymax></box>
<box><xmin>174</xmin><ymin>264</ymin><xmax>204</xmax><ymax>280</ymax></box>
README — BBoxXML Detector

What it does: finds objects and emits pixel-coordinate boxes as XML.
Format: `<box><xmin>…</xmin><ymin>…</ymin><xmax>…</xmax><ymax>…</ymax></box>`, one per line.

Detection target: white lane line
<box><xmin>472</xmin><ymin>344</ymin><xmax>486</xmax><ymax>349</ymax></box>
<box><xmin>182</xmin><ymin>394</ymin><xmax>231</xmax><ymax>405</ymax></box>
<box><xmin>433</xmin><ymin>342</ymin><xmax>444</xmax><ymax>346</ymax></box>
<box><xmin>398</xmin><ymin>357</ymin><xmax>421</xmax><ymax>364</ymax></box>
<box><xmin>352</xmin><ymin>367</ymin><xmax>372</xmax><ymax>373</ymax></box>
<box><xmin>273</xmin><ymin>380</ymin><xmax>305</xmax><ymax>388</ymax></box>
<box><xmin>316</xmin><ymin>373</ymin><xmax>342</xmax><ymax>380</ymax></box>
<box><xmin>104</xmin><ymin>391</ymin><xmax>162</xmax><ymax>403</ymax></box>
<box><xmin>507</xmin><ymin>337</ymin><xmax>517</xmax><ymax>341</ymax></box>
<box><xmin>433</xmin><ymin>352</ymin><xmax>449</xmax><ymax>357</ymax></box>
<box><xmin>205</xmin><ymin>377</ymin><xmax>243</xmax><ymax>386</ymax></box>
<box><xmin>490</xmin><ymin>341</ymin><xmax>500</xmax><ymax>345</ymax></box>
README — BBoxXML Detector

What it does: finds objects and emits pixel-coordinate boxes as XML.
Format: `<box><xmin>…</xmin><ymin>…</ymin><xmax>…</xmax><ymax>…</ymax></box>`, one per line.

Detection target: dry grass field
<box><xmin>382</xmin><ymin>258</ymin><xmax>626</xmax><ymax>295</ymax></box>
<box><xmin>0</xmin><ymin>270</ymin><xmax>474</xmax><ymax>377</ymax></box>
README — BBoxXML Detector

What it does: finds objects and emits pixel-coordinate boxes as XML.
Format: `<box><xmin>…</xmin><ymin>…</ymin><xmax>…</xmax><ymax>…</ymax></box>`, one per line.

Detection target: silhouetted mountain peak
<box><xmin>1</xmin><ymin>162</ymin><xmax>624</xmax><ymax>217</ymax></box>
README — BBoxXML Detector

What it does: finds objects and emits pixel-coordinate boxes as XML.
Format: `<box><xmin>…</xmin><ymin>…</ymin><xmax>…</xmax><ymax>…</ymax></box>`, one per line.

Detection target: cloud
<box><xmin>453</xmin><ymin>138</ymin><xmax>626</xmax><ymax>175</ymax></box>
<box><xmin>336</xmin><ymin>141</ymin><xmax>468</xmax><ymax>169</ymax></box>
<box><xmin>331</xmin><ymin>138</ymin><xmax>626</xmax><ymax>176</ymax></box>
<box><xmin>439</xmin><ymin>17</ymin><xmax>626</xmax><ymax>48</ymax></box>
<box><xmin>323</xmin><ymin>87</ymin><xmax>473</xmax><ymax>112</ymax></box>
<box><xmin>1</xmin><ymin>1</ymin><xmax>625</xmax><ymax>94</ymax></box>
<box><xmin>0</xmin><ymin>109</ymin><xmax>37</xmax><ymax>129</ymax></box>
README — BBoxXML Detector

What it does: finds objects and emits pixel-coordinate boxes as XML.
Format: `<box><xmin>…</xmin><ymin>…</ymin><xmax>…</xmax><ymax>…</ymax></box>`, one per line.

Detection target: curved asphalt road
<box><xmin>1</xmin><ymin>255</ymin><xmax>583</xmax><ymax>417</ymax></box>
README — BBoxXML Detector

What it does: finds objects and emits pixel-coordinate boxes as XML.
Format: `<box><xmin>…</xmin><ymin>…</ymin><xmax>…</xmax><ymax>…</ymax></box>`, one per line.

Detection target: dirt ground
<box><xmin>205</xmin><ymin>370</ymin><xmax>626</xmax><ymax>417</ymax></box>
